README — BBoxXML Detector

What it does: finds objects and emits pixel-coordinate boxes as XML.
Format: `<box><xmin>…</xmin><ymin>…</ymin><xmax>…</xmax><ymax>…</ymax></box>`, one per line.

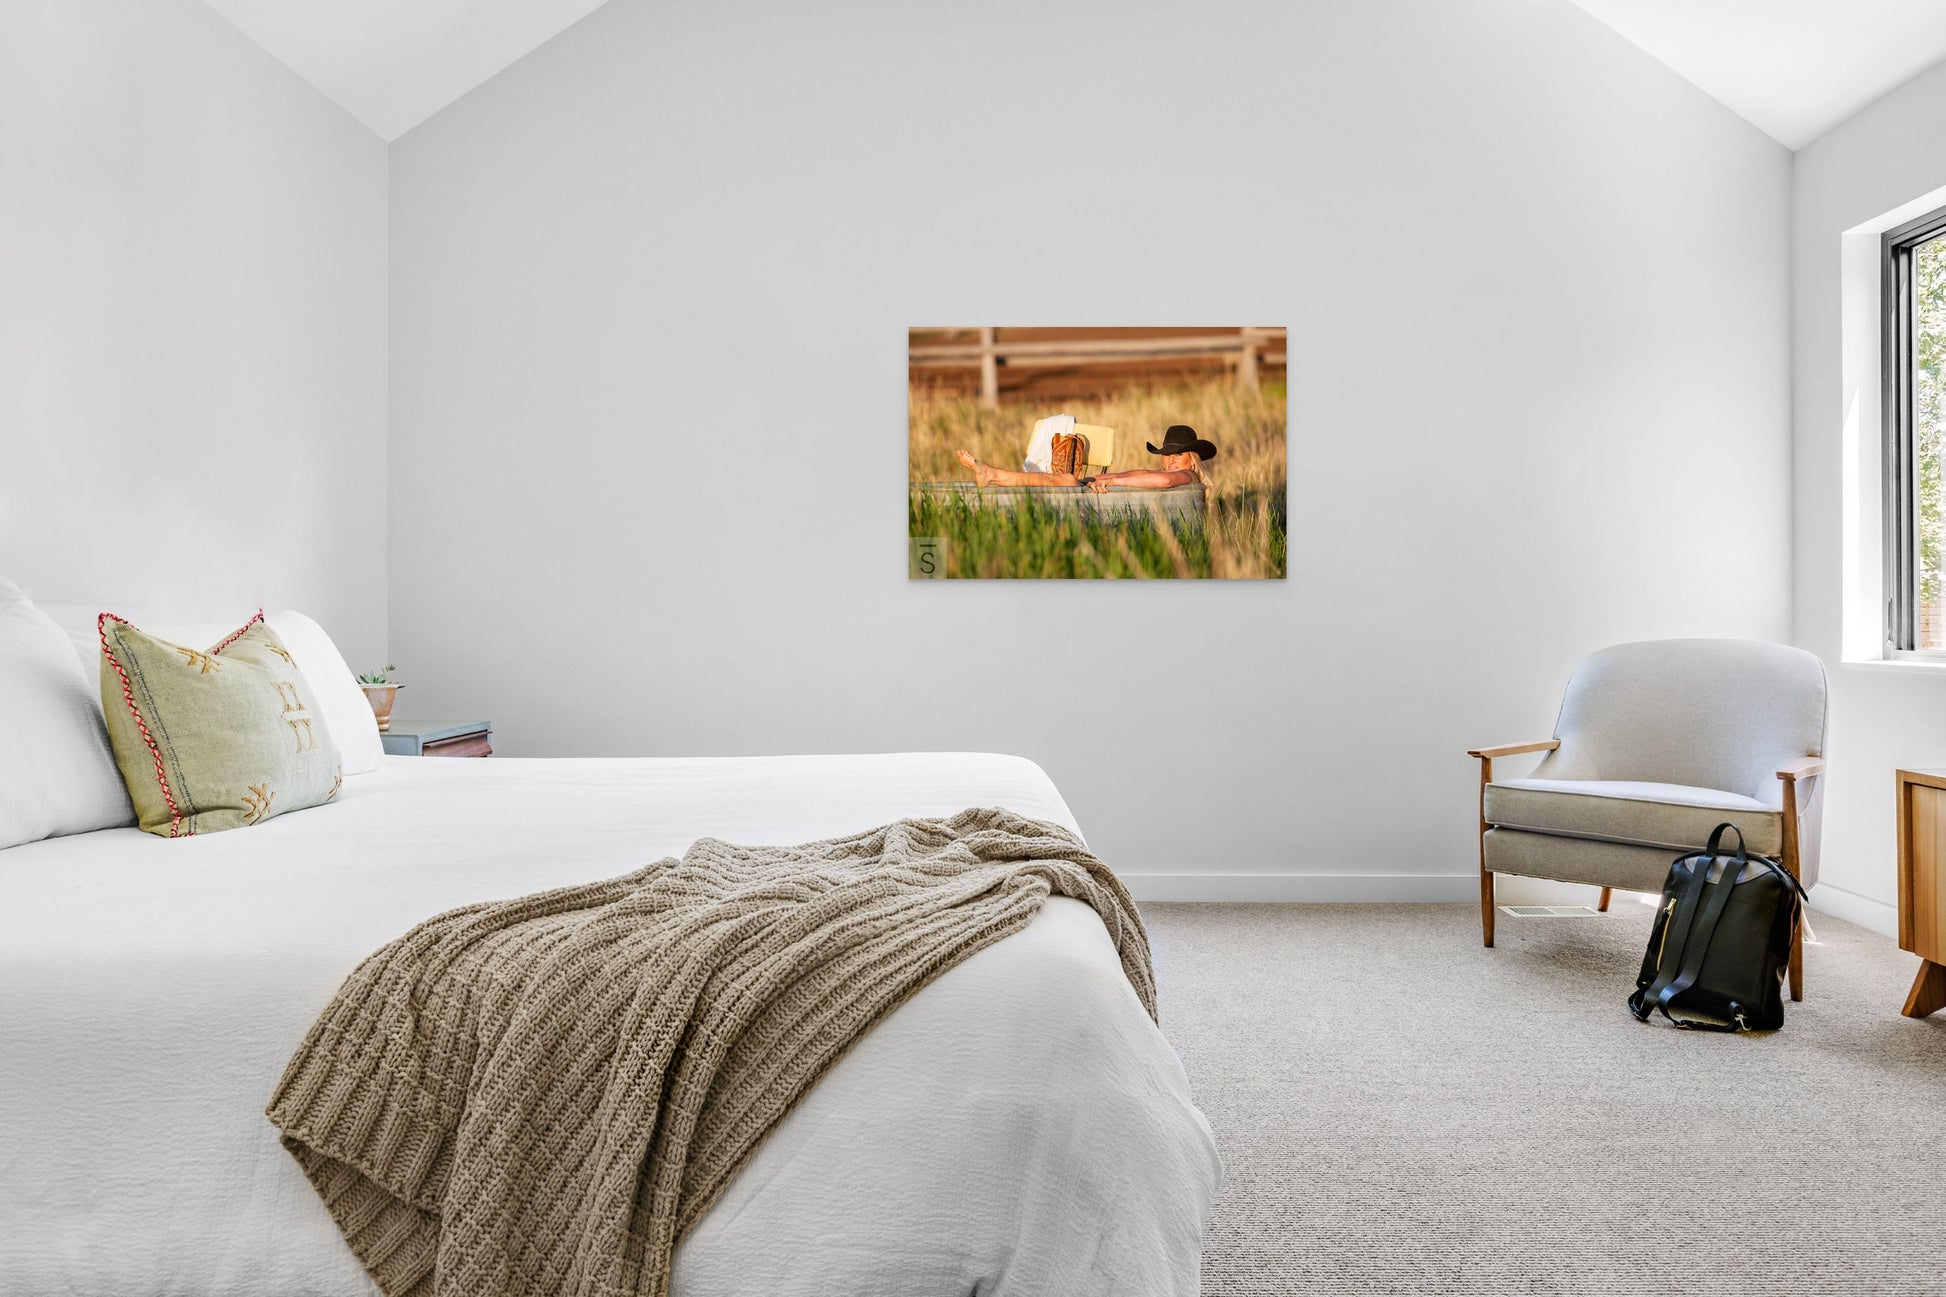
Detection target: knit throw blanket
<box><xmin>265</xmin><ymin>807</ymin><xmax>1153</xmax><ymax>1297</ymax></box>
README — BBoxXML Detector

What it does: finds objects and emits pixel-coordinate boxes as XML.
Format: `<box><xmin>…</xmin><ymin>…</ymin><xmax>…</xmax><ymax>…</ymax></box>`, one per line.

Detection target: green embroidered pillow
<box><xmin>99</xmin><ymin>611</ymin><xmax>342</xmax><ymax>837</ymax></box>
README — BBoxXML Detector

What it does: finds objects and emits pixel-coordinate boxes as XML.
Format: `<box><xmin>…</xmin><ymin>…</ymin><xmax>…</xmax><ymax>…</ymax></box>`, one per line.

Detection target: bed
<box><xmin>0</xmin><ymin>749</ymin><xmax>1221</xmax><ymax>1296</ymax></box>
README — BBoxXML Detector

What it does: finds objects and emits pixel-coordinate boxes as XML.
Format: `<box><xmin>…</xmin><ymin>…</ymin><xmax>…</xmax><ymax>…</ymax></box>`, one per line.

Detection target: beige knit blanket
<box><xmin>266</xmin><ymin>807</ymin><xmax>1154</xmax><ymax>1297</ymax></box>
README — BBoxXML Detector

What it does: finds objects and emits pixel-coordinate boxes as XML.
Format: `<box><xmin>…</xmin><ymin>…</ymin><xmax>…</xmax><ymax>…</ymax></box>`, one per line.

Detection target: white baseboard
<box><xmin>1124</xmin><ymin>873</ymin><xmax>1904</xmax><ymax>939</ymax></box>
<box><xmin>1805</xmin><ymin>883</ymin><xmax>1898</xmax><ymax>938</ymax></box>
<box><xmin>1121</xmin><ymin>873</ymin><xmax>1478</xmax><ymax>903</ymax></box>
<box><xmin>1121</xmin><ymin>874</ymin><xmax>1636</xmax><ymax>907</ymax></box>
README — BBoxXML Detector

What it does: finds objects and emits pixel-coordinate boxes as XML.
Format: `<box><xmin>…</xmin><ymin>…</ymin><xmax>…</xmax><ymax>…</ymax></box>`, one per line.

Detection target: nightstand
<box><xmin>1896</xmin><ymin>768</ymin><xmax>1946</xmax><ymax>1017</ymax></box>
<box><xmin>381</xmin><ymin>720</ymin><xmax>493</xmax><ymax>758</ymax></box>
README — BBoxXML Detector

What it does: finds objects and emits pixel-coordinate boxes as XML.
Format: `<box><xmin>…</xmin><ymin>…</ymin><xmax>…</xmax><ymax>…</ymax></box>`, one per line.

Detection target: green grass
<box><xmin>910</xmin><ymin>490</ymin><xmax>1286</xmax><ymax>580</ymax></box>
<box><xmin>909</xmin><ymin>377</ymin><xmax>1288</xmax><ymax>578</ymax></box>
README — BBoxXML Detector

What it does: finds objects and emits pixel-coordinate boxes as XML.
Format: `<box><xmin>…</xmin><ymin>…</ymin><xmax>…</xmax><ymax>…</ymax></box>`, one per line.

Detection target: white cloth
<box><xmin>0</xmin><ymin>753</ymin><xmax>1219</xmax><ymax>1297</ymax></box>
<box><xmin>0</xmin><ymin>575</ymin><xmax>135</xmax><ymax>848</ymax></box>
<box><xmin>1023</xmin><ymin>413</ymin><xmax>1075</xmax><ymax>473</ymax></box>
<box><xmin>259</xmin><ymin>611</ymin><xmax>385</xmax><ymax>775</ymax></box>
<box><xmin>32</xmin><ymin>604</ymin><xmax>386</xmax><ymax>776</ymax></box>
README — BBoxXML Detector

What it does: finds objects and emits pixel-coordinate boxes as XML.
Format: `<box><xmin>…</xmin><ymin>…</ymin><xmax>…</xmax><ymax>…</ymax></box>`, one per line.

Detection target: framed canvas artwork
<box><xmin>908</xmin><ymin>327</ymin><xmax>1287</xmax><ymax>579</ymax></box>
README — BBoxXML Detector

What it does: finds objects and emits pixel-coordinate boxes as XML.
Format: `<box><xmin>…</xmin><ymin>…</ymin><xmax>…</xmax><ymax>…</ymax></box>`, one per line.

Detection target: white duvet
<box><xmin>0</xmin><ymin>753</ymin><xmax>1219</xmax><ymax>1297</ymax></box>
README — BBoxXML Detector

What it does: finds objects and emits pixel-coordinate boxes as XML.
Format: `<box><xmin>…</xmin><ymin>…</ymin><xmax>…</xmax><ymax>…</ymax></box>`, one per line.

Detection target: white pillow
<box><xmin>0</xmin><ymin>576</ymin><xmax>136</xmax><ymax>848</ymax></box>
<box><xmin>265</xmin><ymin>611</ymin><xmax>384</xmax><ymax>777</ymax></box>
<box><xmin>33</xmin><ymin>602</ymin><xmax>386</xmax><ymax>778</ymax></box>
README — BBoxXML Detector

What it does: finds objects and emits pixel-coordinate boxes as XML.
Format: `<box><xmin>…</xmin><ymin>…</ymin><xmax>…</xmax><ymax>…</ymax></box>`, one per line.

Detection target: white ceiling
<box><xmin>200</xmin><ymin>0</ymin><xmax>1946</xmax><ymax>149</ymax></box>
<box><xmin>199</xmin><ymin>0</ymin><xmax>614</xmax><ymax>141</ymax></box>
<box><xmin>1568</xmin><ymin>0</ymin><xmax>1946</xmax><ymax>150</ymax></box>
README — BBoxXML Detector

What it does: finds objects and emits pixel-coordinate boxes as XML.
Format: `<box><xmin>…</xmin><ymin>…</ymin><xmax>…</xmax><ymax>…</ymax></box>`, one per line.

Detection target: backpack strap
<box><xmin>1649</xmin><ymin>856</ymin><xmax>1744</xmax><ymax>1029</ymax></box>
<box><xmin>1635</xmin><ymin>824</ymin><xmax>1748</xmax><ymax>1027</ymax></box>
<box><xmin>1702</xmin><ymin>821</ymin><xmax>1746</xmax><ymax>863</ymax></box>
<box><xmin>1632</xmin><ymin>854</ymin><xmax>1715</xmax><ymax>1020</ymax></box>
<box><xmin>1765</xmin><ymin>856</ymin><xmax>1810</xmax><ymax>901</ymax></box>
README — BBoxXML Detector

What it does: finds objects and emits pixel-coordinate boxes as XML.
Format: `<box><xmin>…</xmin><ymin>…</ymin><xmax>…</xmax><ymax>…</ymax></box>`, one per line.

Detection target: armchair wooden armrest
<box><xmin>1467</xmin><ymin>740</ymin><xmax>1560</xmax><ymax>760</ymax></box>
<box><xmin>1776</xmin><ymin>756</ymin><xmax>1826</xmax><ymax>782</ymax></box>
<box><xmin>1469</xmin><ymin>738</ymin><xmax>1561</xmax><ymax>950</ymax></box>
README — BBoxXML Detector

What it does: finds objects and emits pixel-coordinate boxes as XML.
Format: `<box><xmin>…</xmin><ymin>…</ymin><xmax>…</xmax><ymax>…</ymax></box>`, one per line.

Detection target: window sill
<box><xmin>1840</xmin><ymin>657</ymin><xmax>1946</xmax><ymax>675</ymax></box>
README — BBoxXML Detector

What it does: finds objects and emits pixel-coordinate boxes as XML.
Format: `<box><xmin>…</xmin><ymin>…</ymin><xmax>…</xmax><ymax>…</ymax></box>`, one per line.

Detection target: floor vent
<box><xmin>1499</xmin><ymin>904</ymin><xmax>1603</xmax><ymax>918</ymax></box>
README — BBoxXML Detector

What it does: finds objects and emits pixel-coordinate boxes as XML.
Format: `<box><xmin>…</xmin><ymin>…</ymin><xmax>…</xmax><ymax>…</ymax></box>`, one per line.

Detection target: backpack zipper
<box><xmin>1653</xmin><ymin>896</ymin><xmax>1676</xmax><ymax>971</ymax></box>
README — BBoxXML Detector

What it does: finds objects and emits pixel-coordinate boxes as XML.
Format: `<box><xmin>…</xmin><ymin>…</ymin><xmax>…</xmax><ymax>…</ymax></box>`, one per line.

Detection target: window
<box><xmin>1884</xmin><ymin>205</ymin><xmax>1946</xmax><ymax>655</ymax></box>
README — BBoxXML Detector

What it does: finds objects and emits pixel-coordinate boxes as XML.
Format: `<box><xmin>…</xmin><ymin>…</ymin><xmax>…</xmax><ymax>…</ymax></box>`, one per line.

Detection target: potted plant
<box><xmin>357</xmin><ymin>665</ymin><xmax>400</xmax><ymax>732</ymax></box>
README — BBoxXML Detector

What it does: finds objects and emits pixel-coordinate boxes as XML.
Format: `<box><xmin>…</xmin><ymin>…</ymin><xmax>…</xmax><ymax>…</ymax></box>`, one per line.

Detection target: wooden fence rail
<box><xmin>910</xmin><ymin>327</ymin><xmax>1285</xmax><ymax>408</ymax></box>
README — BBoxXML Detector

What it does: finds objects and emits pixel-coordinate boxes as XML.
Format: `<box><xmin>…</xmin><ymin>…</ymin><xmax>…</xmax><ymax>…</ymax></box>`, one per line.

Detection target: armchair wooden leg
<box><xmin>1478</xmin><ymin>754</ymin><xmax>1495</xmax><ymax>948</ymax></box>
<box><xmin>1480</xmin><ymin>869</ymin><xmax>1495</xmax><ymax>947</ymax></box>
<box><xmin>1904</xmin><ymin>960</ymin><xmax>1946</xmax><ymax>1018</ymax></box>
<box><xmin>1597</xmin><ymin>886</ymin><xmax>1612</xmax><ymax>913</ymax></box>
<box><xmin>1789</xmin><ymin>915</ymin><xmax>1804</xmax><ymax>1002</ymax></box>
<box><xmin>1779</xmin><ymin>767</ymin><xmax>1808</xmax><ymax>1003</ymax></box>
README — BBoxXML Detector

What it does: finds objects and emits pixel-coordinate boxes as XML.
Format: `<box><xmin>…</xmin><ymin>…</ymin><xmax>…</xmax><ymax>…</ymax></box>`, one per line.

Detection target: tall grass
<box><xmin>908</xmin><ymin>378</ymin><xmax>1288</xmax><ymax>579</ymax></box>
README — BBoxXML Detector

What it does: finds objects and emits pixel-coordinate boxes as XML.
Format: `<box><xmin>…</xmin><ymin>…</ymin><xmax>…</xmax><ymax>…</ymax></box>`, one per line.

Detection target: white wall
<box><xmin>1793</xmin><ymin>62</ymin><xmax>1946</xmax><ymax>935</ymax></box>
<box><xmin>387</xmin><ymin>0</ymin><xmax>1794</xmax><ymax>889</ymax></box>
<box><xmin>0</xmin><ymin>0</ymin><xmax>389</xmax><ymax>666</ymax></box>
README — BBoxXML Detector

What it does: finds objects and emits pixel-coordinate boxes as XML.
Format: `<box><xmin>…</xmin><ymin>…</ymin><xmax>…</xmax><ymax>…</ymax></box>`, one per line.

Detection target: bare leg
<box><xmin>955</xmin><ymin>450</ymin><xmax>1078</xmax><ymax>488</ymax></box>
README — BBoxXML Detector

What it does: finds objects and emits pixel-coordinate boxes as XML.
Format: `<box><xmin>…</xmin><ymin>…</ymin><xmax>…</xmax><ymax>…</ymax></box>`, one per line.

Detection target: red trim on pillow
<box><xmin>212</xmin><ymin>609</ymin><xmax>265</xmax><ymax>655</ymax></box>
<box><xmin>98</xmin><ymin>612</ymin><xmax>187</xmax><ymax>839</ymax></box>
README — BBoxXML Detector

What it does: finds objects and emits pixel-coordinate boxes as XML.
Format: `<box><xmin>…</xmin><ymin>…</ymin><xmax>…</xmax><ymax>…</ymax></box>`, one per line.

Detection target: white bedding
<box><xmin>0</xmin><ymin>752</ymin><xmax>1219</xmax><ymax>1297</ymax></box>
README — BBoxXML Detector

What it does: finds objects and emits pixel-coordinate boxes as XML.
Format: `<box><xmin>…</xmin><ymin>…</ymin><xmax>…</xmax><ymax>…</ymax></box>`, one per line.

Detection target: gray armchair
<box><xmin>1469</xmin><ymin>639</ymin><xmax>1827</xmax><ymax>999</ymax></box>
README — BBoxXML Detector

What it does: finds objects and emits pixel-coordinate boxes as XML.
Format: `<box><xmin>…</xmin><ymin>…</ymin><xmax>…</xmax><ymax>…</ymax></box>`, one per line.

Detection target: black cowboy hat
<box><xmin>1146</xmin><ymin>424</ymin><xmax>1218</xmax><ymax>461</ymax></box>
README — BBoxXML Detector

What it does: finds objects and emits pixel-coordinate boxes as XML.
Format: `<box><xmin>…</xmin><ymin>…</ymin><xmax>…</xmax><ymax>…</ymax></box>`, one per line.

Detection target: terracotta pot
<box><xmin>361</xmin><ymin>684</ymin><xmax>399</xmax><ymax>732</ymax></box>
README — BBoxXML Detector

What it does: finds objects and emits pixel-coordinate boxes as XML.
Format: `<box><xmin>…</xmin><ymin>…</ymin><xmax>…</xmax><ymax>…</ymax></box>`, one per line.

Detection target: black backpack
<box><xmin>1629</xmin><ymin>823</ymin><xmax>1806</xmax><ymax>1032</ymax></box>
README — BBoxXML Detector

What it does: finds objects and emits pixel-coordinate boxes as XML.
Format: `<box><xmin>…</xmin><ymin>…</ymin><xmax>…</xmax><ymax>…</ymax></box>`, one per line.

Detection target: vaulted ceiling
<box><xmin>197</xmin><ymin>0</ymin><xmax>613</xmax><ymax>140</ymax></box>
<box><xmin>201</xmin><ymin>0</ymin><xmax>1946</xmax><ymax>148</ymax></box>
<box><xmin>1565</xmin><ymin>0</ymin><xmax>1946</xmax><ymax>148</ymax></box>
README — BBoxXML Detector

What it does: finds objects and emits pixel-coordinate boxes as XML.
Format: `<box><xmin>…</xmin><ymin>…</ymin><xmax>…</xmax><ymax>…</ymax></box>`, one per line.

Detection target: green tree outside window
<box><xmin>1916</xmin><ymin>237</ymin><xmax>1946</xmax><ymax>635</ymax></box>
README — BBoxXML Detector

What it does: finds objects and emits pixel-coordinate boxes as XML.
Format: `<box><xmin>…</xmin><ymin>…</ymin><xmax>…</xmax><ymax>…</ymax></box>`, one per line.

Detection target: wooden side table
<box><xmin>1895</xmin><ymin>768</ymin><xmax>1946</xmax><ymax>1018</ymax></box>
<box><xmin>381</xmin><ymin>720</ymin><xmax>492</xmax><ymax>759</ymax></box>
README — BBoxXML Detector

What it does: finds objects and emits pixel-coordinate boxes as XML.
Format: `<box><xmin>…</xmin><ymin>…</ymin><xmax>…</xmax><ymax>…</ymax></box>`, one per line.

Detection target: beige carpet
<box><xmin>1140</xmin><ymin>901</ymin><xmax>1946</xmax><ymax>1296</ymax></box>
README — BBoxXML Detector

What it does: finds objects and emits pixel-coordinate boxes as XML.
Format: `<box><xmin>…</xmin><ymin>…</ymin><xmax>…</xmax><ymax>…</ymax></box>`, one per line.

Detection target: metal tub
<box><xmin>910</xmin><ymin>482</ymin><xmax>1207</xmax><ymax>524</ymax></box>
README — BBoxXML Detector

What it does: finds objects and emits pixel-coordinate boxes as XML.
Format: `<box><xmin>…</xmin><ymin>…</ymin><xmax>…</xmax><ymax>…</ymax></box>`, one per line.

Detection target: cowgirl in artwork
<box><xmin>953</xmin><ymin>424</ymin><xmax>1218</xmax><ymax>492</ymax></box>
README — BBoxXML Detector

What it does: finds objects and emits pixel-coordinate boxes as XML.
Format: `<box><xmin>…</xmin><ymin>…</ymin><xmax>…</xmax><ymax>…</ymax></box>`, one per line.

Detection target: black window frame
<box><xmin>1883</xmin><ymin>203</ymin><xmax>1946</xmax><ymax>655</ymax></box>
